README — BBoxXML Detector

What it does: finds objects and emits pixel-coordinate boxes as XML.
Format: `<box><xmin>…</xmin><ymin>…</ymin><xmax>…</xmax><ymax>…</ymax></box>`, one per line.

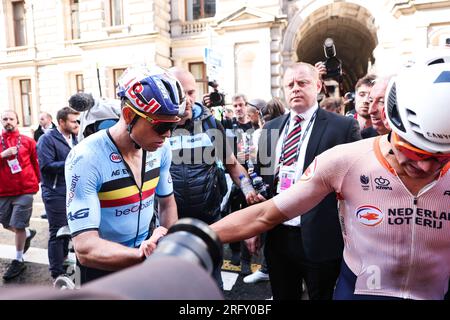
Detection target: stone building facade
<box><xmin>1</xmin><ymin>0</ymin><xmax>449</xmax><ymax>131</ymax></box>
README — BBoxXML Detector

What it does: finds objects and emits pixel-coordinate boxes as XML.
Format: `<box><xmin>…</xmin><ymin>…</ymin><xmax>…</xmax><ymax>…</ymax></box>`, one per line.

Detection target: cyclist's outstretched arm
<box><xmin>211</xmin><ymin>151</ymin><xmax>340</xmax><ymax>243</ymax></box>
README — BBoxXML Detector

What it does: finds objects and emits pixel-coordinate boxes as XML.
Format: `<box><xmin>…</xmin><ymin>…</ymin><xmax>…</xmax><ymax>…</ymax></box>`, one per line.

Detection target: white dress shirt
<box><xmin>57</xmin><ymin>127</ymin><xmax>74</xmax><ymax>149</ymax></box>
<box><xmin>274</xmin><ymin>104</ymin><xmax>318</xmax><ymax>226</ymax></box>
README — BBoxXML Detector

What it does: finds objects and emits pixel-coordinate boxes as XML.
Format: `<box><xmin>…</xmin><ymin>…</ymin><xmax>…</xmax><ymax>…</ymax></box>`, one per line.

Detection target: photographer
<box><xmin>315</xmin><ymin>38</ymin><xmax>344</xmax><ymax>102</ymax></box>
<box><xmin>322</xmin><ymin>38</ymin><xmax>342</xmax><ymax>83</ymax></box>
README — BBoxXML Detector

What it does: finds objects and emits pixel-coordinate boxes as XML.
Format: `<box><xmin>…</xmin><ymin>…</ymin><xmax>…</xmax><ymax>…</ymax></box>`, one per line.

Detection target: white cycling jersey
<box><xmin>274</xmin><ymin>135</ymin><xmax>450</xmax><ymax>300</ymax></box>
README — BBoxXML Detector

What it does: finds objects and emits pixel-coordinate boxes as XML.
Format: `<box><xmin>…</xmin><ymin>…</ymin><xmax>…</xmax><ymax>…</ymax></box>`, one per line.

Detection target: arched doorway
<box><xmin>283</xmin><ymin>2</ymin><xmax>378</xmax><ymax>95</ymax></box>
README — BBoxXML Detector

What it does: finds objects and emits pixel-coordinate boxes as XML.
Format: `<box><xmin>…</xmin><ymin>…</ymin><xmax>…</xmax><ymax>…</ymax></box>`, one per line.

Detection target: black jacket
<box><xmin>169</xmin><ymin>105</ymin><xmax>227</xmax><ymax>224</ymax></box>
<box><xmin>33</xmin><ymin>122</ymin><xmax>56</xmax><ymax>142</ymax></box>
<box><xmin>37</xmin><ymin>128</ymin><xmax>77</xmax><ymax>198</ymax></box>
<box><xmin>257</xmin><ymin>107</ymin><xmax>361</xmax><ymax>262</ymax></box>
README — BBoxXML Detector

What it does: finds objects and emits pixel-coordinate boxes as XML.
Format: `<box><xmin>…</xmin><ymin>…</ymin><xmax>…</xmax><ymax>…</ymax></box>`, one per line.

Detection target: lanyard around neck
<box><xmin>1</xmin><ymin>134</ymin><xmax>21</xmax><ymax>155</ymax></box>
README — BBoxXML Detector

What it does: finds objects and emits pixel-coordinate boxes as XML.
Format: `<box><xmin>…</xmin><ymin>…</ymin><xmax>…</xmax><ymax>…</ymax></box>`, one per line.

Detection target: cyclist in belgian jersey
<box><xmin>211</xmin><ymin>52</ymin><xmax>450</xmax><ymax>299</ymax></box>
<box><xmin>65</xmin><ymin>65</ymin><xmax>184</xmax><ymax>283</ymax></box>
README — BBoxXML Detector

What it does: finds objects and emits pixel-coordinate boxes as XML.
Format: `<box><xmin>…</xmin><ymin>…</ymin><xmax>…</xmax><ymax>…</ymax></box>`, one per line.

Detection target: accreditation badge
<box><xmin>276</xmin><ymin>165</ymin><xmax>296</xmax><ymax>194</ymax></box>
<box><xmin>7</xmin><ymin>158</ymin><xmax>22</xmax><ymax>174</ymax></box>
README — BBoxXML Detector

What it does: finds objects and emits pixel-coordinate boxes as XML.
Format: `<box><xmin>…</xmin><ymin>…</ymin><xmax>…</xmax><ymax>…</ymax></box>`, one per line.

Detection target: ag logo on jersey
<box><xmin>299</xmin><ymin>158</ymin><xmax>317</xmax><ymax>182</ymax></box>
<box><xmin>110</xmin><ymin>152</ymin><xmax>122</xmax><ymax>163</ymax></box>
<box><xmin>356</xmin><ymin>205</ymin><xmax>384</xmax><ymax>226</ymax></box>
<box><xmin>67</xmin><ymin>208</ymin><xmax>89</xmax><ymax>221</ymax></box>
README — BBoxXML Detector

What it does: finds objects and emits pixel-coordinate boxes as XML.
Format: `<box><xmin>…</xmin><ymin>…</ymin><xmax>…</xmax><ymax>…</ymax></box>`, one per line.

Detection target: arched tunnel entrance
<box><xmin>291</xmin><ymin>2</ymin><xmax>378</xmax><ymax>95</ymax></box>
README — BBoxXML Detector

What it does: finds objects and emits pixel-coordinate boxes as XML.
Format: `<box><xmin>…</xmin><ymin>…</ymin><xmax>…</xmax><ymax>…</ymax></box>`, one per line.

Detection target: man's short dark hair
<box><xmin>355</xmin><ymin>74</ymin><xmax>376</xmax><ymax>91</ymax></box>
<box><xmin>57</xmin><ymin>107</ymin><xmax>79</xmax><ymax>123</ymax></box>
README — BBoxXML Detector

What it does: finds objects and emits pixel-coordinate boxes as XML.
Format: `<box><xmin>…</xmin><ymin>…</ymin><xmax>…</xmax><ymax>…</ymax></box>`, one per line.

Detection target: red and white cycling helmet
<box><xmin>385</xmin><ymin>52</ymin><xmax>450</xmax><ymax>153</ymax></box>
<box><xmin>116</xmin><ymin>65</ymin><xmax>185</xmax><ymax>117</ymax></box>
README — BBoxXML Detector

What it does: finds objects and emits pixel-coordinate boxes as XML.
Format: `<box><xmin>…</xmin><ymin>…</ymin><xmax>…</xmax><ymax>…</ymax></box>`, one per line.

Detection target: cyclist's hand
<box><xmin>139</xmin><ymin>226</ymin><xmax>167</xmax><ymax>258</ymax></box>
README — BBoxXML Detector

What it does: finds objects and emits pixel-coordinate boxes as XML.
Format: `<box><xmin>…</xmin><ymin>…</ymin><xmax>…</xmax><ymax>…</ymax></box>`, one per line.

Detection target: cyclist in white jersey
<box><xmin>65</xmin><ymin>65</ymin><xmax>184</xmax><ymax>283</ymax></box>
<box><xmin>211</xmin><ymin>52</ymin><xmax>450</xmax><ymax>299</ymax></box>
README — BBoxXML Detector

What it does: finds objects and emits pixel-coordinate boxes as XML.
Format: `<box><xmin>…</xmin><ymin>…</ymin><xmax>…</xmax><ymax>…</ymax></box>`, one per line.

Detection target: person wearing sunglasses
<box><xmin>64</xmin><ymin>65</ymin><xmax>183</xmax><ymax>284</ymax></box>
<box><xmin>211</xmin><ymin>52</ymin><xmax>450</xmax><ymax>300</ymax></box>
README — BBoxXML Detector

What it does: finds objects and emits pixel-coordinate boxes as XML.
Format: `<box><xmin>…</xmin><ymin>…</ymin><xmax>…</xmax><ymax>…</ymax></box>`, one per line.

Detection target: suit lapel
<box><xmin>271</xmin><ymin>114</ymin><xmax>289</xmax><ymax>158</ymax></box>
<box><xmin>258</xmin><ymin>114</ymin><xmax>289</xmax><ymax>192</ymax></box>
<box><xmin>304</xmin><ymin>108</ymin><xmax>328</xmax><ymax>169</ymax></box>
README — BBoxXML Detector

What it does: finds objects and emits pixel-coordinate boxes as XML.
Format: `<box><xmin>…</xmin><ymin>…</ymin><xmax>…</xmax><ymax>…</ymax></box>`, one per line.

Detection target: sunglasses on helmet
<box><xmin>126</xmin><ymin>104</ymin><xmax>180</xmax><ymax>135</ymax></box>
<box><xmin>392</xmin><ymin>132</ymin><xmax>450</xmax><ymax>162</ymax></box>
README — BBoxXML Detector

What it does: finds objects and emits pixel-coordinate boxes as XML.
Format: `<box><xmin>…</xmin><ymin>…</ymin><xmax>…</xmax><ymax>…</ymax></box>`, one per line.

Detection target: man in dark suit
<box><xmin>255</xmin><ymin>62</ymin><xmax>361</xmax><ymax>300</ymax></box>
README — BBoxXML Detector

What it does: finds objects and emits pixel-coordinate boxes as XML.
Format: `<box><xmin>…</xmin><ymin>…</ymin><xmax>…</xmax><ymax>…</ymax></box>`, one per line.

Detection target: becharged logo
<box><xmin>115</xmin><ymin>199</ymin><xmax>153</xmax><ymax>216</ymax></box>
<box><xmin>356</xmin><ymin>205</ymin><xmax>384</xmax><ymax>226</ymax></box>
<box><xmin>66</xmin><ymin>174</ymin><xmax>80</xmax><ymax>208</ymax></box>
<box><xmin>110</xmin><ymin>152</ymin><xmax>122</xmax><ymax>163</ymax></box>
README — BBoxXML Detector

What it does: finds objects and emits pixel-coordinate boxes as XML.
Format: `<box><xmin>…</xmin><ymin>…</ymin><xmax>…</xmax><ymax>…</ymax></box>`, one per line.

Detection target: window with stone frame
<box><xmin>70</xmin><ymin>0</ymin><xmax>80</xmax><ymax>39</ymax></box>
<box><xmin>19</xmin><ymin>79</ymin><xmax>32</xmax><ymax>126</ymax></box>
<box><xmin>75</xmin><ymin>74</ymin><xmax>84</xmax><ymax>93</ymax></box>
<box><xmin>11</xmin><ymin>0</ymin><xmax>27</xmax><ymax>47</ymax></box>
<box><xmin>109</xmin><ymin>0</ymin><xmax>123</xmax><ymax>26</ymax></box>
<box><xmin>185</xmin><ymin>0</ymin><xmax>216</xmax><ymax>21</ymax></box>
<box><xmin>188</xmin><ymin>62</ymin><xmax>208</xmax><ymax>98</ymax></box>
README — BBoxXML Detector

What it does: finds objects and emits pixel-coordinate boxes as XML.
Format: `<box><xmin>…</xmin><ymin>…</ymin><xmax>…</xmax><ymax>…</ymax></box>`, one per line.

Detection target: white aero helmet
<box><xmin>385</xmin><ymin>52</ymin><xmax>450</xmax><ymax>153</ymax></box>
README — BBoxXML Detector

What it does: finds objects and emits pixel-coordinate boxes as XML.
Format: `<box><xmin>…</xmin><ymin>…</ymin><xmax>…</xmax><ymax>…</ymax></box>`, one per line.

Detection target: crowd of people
<box><xmin>0</xmin><ymin>49</ymin><xmax>449</xmax><ymax>300</ymax></box>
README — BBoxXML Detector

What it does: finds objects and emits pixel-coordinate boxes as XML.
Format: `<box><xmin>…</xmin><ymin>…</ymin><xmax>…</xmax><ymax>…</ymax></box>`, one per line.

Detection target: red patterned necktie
<box><xmin>274</xmin><ymin>115</ymin><xmax>303</xmax><ymax>184</ymax></box>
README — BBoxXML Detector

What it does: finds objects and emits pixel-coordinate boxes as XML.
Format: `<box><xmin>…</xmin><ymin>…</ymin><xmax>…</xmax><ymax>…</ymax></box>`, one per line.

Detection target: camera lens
<box><xmin>323</xmin><ymin>38</ymin><xmax>336</xmax><ymax>58</ymax></box>
<box><xmin>150</xmin><ymin>218</ymin><xmax>223</xmax><ymax>274</ymax></box>
<box><xmin>209</xmin><ymin>92</ymin><xmax>222</xmax><ymax>105</ymax></box>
